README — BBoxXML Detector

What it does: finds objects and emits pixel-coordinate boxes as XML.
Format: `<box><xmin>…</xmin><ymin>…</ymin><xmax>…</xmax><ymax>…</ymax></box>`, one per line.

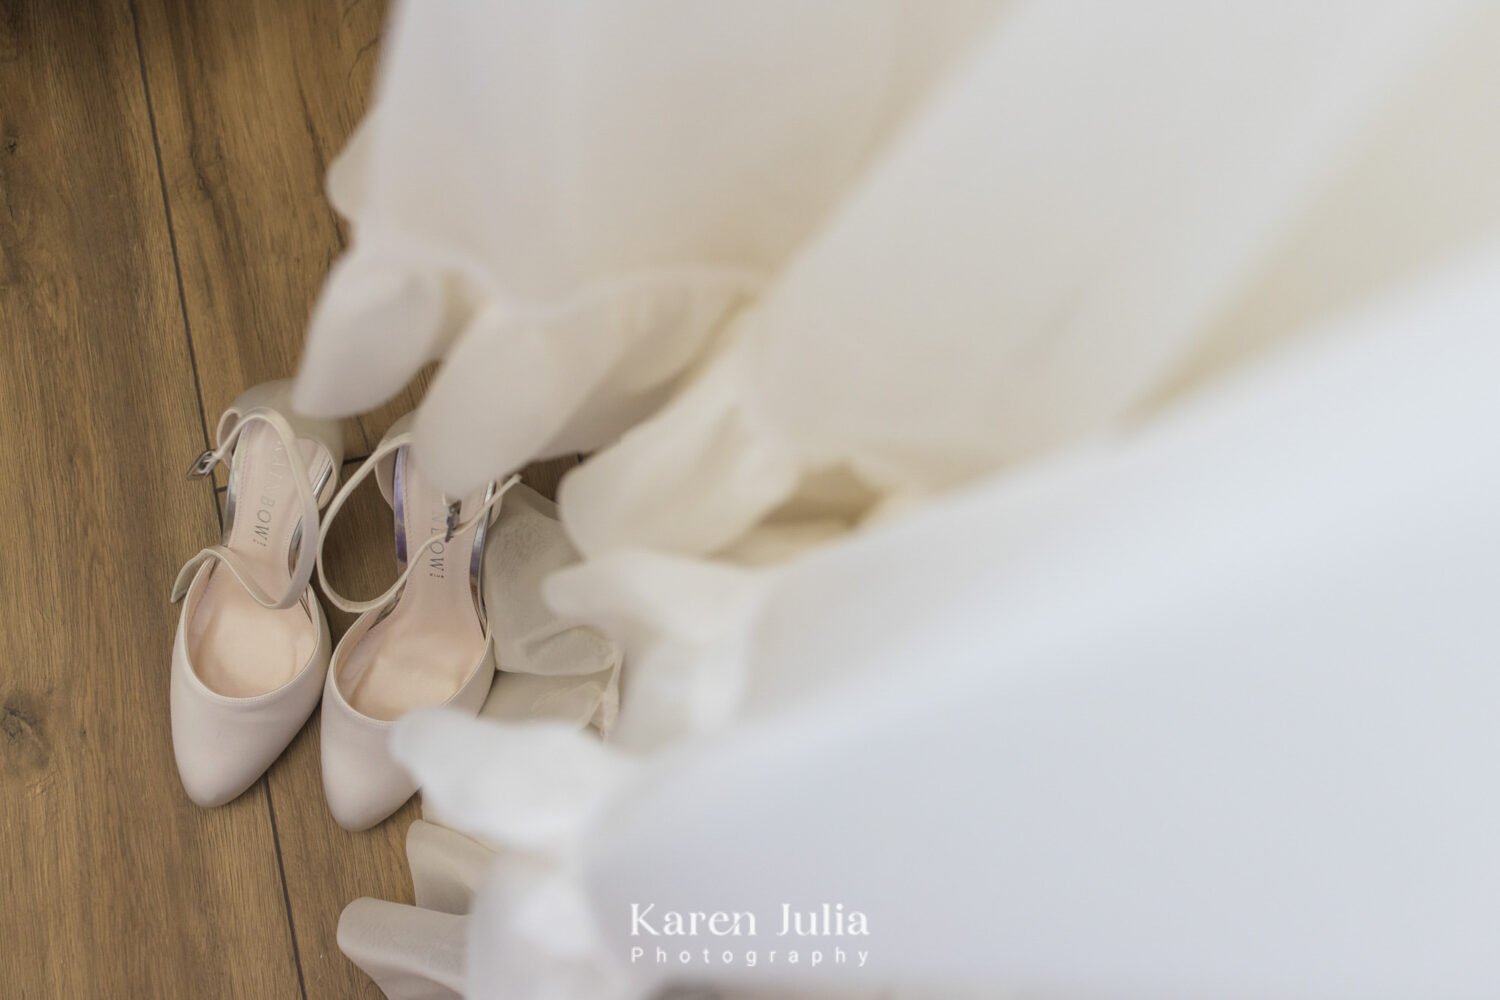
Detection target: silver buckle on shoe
<box><xmin>186</xmin><ymin>449</ymin><xmax>218</xmax><ymax>479</ymax></box>
<box><xmin>443</xmin><ymin>498</ymin><xmax>462</xmax><ymax>542</ymax></box>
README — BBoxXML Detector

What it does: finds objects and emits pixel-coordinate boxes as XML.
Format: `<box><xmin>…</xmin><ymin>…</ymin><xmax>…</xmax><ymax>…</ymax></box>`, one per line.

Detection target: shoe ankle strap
<box><xmin>316</xmin><ymin>428</ymin><xmax>520</xmax><ymax>615</ymax></box>
<box><xmin>170</xmin><ymin>407</ymin><xmax>328</xmax><ymax>611</ymax></box>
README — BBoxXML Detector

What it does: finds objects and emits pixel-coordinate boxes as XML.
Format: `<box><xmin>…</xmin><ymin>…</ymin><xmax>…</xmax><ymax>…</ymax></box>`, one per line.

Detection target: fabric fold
<box><xmin>295</xmin><ymin>0</ymin><xmax>1005</xmax><ymax>488</ymax></box>
<box><xmin>305</xmin><ymin>1</ymin><xmax>1500</xmax><ymax>996</ymax></box>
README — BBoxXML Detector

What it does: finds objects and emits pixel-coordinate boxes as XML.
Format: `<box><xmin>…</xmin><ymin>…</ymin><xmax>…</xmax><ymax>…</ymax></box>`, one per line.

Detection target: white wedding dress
<box><xmin>295</xmin><ymin>1</ymin><xmax>1500</xmax><ymax>996</ymax></box>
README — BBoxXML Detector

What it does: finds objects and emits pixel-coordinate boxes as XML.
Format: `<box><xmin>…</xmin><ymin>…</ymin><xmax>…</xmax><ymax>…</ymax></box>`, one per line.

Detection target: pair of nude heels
<box><xmin>168</xmin><ymin>380</ymin><xmax>515</xmax><ymax>830</ymax></box>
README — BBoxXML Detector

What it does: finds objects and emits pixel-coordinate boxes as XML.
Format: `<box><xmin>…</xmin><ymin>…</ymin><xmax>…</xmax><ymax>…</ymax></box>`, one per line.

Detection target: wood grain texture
<box><xmin>130</xmin><ymin>0</ymin><xmax>400</xmax><ymax>456</ymax></box>
<box><xmin>133</xmin><ymin>4</ymin><xmax>584</xmax><ymax>995</ymax></box>
<box><xmin>0</xmin><ymin>0</ymin><xmax>301</xmax><ymax>995</ymax></box>
<box><xmin>3</xmin><ymin>2</ymin><xmax>584</xmax><ymax>994</ymax></box>
<box><xmin>131</xmin><ymin>1</ymin><xmax>407</xmax><ymax>995</ymax></box>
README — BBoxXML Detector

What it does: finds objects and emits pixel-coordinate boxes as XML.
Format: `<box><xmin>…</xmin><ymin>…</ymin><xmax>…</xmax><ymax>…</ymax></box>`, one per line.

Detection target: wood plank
<box><xmin>131</xmin><ymin>0</ymin><xmax>402</xmax><ymax>457</ymax></box>
<box><xmin>129</xmin><ymin>2</ymin><xmax>406</xmax><ymax>995</ymax></box>
<box><xmin>133</xmin><ymin>2</ymin><xmax>587</xmax><ymax>991</ymax></box>
<box><xmin>0</xmin><ymin>0</ymin><xmax>300</xmax><ymax>995</ymax></box>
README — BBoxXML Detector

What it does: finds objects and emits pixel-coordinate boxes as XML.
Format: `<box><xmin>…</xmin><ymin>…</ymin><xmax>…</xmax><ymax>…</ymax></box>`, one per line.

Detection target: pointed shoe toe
<box><xmin>313</xmin><ymin>425</ymin><xmax>513</xmax><ymax>830</ymax></box>
<box><xmin>170</xmin><ymin>595</ymin><xmax>330</xmax><ymax>807</ymax></box>
<box><xmin>168</xmin><ymin>378</ymin><xmax>344</xmax><ymax>805</ymax></box>
<box><xmin>320</xmin><ymin>671</ymin><xmax>420</xmax><ymax>831</ymax></box>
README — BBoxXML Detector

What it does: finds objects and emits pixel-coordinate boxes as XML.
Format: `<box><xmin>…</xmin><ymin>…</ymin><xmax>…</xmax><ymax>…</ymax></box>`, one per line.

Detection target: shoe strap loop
<box><xmin>171</xmin><ymin>407</ymin><xmax>326</xmax><ymax>611</ymax></box>
<box><xmin>316</xmin><ymin>430</ymin><xmax>519</xmax><ymax>615</ymax></box>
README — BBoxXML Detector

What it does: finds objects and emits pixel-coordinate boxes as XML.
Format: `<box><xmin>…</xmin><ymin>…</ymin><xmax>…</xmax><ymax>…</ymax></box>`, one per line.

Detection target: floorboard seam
<box><xmin>127</xmin><ymin>0</ymin><xmax>214</xmax><ymax>496</ymax></box>
<box><xmin>129</xmin><ymin>6</ymin><xmax>308</xmax><ymax>997</ymax></box>
<box><xmin>264</xmin><ymin>778</ymin><xmax>311</xmax><ymax>1000</ymax></box>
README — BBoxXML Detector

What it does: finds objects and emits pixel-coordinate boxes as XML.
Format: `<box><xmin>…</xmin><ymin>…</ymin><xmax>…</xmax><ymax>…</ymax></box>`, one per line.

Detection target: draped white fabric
<box><xmin>300</xmin><ymin>1</ymin><xmax>1500</xmax><ymax>996</ymax></box>
<box><xmin>294</xmin><ymin>0</ymin><xmax>1003</xmax><ymax>490</ymax></box>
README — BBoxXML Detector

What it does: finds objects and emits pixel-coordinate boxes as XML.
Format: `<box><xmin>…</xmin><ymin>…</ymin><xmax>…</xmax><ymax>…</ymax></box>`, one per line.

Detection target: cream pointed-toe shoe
<box><xmin>316</xmin><ymin>417</ymin><xmax>516</xmax><ymax>830</ymax></box>
<box><xmin>169</xmin><ymin>379</ymin><xmax>343</xmax><ymax>807</ymax></box>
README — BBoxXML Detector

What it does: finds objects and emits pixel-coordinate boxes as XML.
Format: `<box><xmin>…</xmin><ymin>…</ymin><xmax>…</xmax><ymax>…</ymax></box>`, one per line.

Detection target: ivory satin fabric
<box><xmin>298</xmin><ymin>1</ymin><xmax>1500</xmax><ymax>996</ymax></box>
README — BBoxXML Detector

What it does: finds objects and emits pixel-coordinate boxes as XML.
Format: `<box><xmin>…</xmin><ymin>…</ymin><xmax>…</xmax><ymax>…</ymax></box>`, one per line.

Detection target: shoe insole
<box><xmin>188</xmin><ymin>423</ymin><xmax>326</xmax><ymax>698</ymax></box>
<box><xmin>337</xmin><ymin>450</ymin><xmax>487</xmax><ymax>722</ymax></box>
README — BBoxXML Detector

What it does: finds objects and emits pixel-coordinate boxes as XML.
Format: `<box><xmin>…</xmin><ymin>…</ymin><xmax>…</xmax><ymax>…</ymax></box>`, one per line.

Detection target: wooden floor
<box><xmin>0</xmin><ymin>2</ymin><xmax>568</xmax><ymax>995</ymax></box>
